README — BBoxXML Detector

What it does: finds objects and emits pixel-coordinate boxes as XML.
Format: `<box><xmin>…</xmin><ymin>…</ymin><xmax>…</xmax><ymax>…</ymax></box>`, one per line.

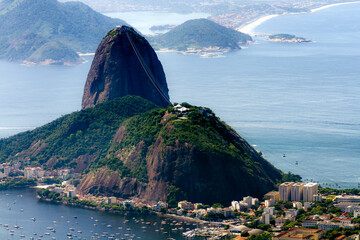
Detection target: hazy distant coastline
<box><xmin>237</xmin><ymin>1</ymin><xmax>360</xmax><ymax>35</ymax></box>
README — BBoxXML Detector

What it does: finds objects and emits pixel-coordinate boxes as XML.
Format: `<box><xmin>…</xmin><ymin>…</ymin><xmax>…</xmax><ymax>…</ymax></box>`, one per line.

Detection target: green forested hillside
<box><xmin>0</xmin><ymin>96</ymin><xmax>158</xmax><ymax>169</ymax></box>
<box><xmin>150</xmin><ymin>18</ymin><xmax>252</xmax><ymax>51</ymax></box>
<box><xmin>0</xmin><ymin>95</ymin><xmax>282</xmax><ymax>203</ymax></box>
<box><xmin>0</xmin><ymin>0</ymin><xmax>126</xmax><ymax>63</ymax></box>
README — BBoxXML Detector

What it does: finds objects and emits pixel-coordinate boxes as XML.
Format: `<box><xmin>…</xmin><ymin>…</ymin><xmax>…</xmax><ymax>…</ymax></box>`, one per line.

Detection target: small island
<box><xmin>268</xmin><ymin>34</ymin><xmax>311</xmax><ymax>43</ymax></box>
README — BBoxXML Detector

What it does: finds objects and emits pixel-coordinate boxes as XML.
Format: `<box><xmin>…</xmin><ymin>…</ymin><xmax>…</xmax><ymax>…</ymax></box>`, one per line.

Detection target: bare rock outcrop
<box><xmin>81</xmin><ymin>26</ymin><xmax>170</xmax><ymax>109</ymax></box>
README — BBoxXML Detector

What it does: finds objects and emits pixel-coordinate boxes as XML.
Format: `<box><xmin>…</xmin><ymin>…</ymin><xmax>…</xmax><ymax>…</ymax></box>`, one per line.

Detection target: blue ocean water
<box><xmin>0</xmin><ymin>189</ymin><xmax>199</xmax><ymax>239</ymax></box>
<box><xmin>0</xmin><ymin>4</ymin><xmax>359</xmax><ymax>188</ymax></box>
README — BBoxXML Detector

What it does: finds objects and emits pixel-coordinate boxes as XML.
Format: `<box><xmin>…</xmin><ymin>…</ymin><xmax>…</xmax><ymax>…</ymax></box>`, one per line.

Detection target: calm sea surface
<box><xmin>0</xmin><ymin>5</ymin><xmax>359</xmax><ymax>231</ymax></box>
<box><xmin>0</xmin><ymin>189</ymin><xmax>200</xmax><ymax>239</ymax></box>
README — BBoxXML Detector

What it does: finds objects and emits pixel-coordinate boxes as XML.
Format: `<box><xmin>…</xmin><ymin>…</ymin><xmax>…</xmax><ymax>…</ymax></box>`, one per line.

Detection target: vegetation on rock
<box><xmin>149</xmin><ymin>18</ymin><xmax>252</xmax><ymax>51</ymax></box>
<box><xmin>0</xmin><ymin>96</ymin><xmax>281</xmax><ymax>204</ymax></box>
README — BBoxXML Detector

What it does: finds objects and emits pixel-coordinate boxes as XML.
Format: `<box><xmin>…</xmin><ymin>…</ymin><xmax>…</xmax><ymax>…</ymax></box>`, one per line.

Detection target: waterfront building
<box><xmin>291</xmin><ymin>182</ymin><xmax>305</xmax><ymax>201</ymax></box>
<box><xmin>68</xmin><ymin>190</ymin><xmax>77</xmax><ymax>198</ymax></box>
<box><xmin>178</xmin><ymin>200</ymin><xmax>194</xmax><ymax>211</ymax></box>
<box><xmin>109</xmin><ymin>196</ymin><xmax>117</xmax><ymax>204</ymax></box>
<box><xmin>279</xmin><ymin>182</ymin><xmax>294</xmax><ymax>201</ymax></box>
<box><xmin>303</xmin><ymin>183</ymin><xmax>318</xmax><ymax>202</ymax></box>
<box><xmin>273</xmin><ymin>228</ymin><xmax>326</xmax><ymax>240</ymax></box>
<box><xmin>151</xmin><ymin>201</ymin><xmax>167</xmax><ymax>211</ymax></box>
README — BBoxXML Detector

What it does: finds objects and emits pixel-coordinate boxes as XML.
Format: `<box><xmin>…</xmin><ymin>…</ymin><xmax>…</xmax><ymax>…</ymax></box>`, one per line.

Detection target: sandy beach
<box><xmin>237</xmin><ymin>1</ymin><xmax>360</xmax><ymax>35</ymax></box>
<box><xmin>311</xmin><ymin>1</ymin><xmax>360</xmax><ymax>12</ymax></box>
<box><xmin>237</xmin><ymin>14</ymin><xmax>279</xmax><ymax>35</ymax></box>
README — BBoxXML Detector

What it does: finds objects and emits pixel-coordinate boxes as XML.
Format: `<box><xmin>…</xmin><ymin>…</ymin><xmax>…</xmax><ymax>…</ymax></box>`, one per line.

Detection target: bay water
<box><xmin>0</xmin><ymin>189</ymin><xmax>199</xmax><ymax>239</ymax></box>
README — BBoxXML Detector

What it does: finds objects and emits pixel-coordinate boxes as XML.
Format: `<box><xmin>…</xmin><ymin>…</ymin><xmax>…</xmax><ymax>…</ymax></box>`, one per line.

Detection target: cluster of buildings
<box><xmin>302</xmin><ymin>211</ymin><xmax>358</xmax><ymax>230</ymax></box>
<box><xmin>0</xmin><ymin>161</ymin><xmax>75</xmax><ymax>180</ymax></box>
<box><xmin>47</xmin><ymin>183</ymin><xmax>77</xmax><ymax>198</ymax></box>
<box><xmin>279</xmin><ymin>182</ymin><xmax>320</xmax><ymax>202</ymax></box>
<box><xmin>231</xmin><ymin>196</ymin><xmax>260</xmax><ymax>211</ymax></box>
<box><xmin>334</xmin><ymin>195</ymin><xmax>360</xmax><ymax>212</ymax></box>
<box><xmin>43</xmin><ymin>183</ymin><xmax>168</xmax><ymax>212</ymax></box>
<box><xmin>177</xmin><ymin>200</ymin><xmax>234</xmax><ymax>218</ymax></box>
<box><xmin>38</xmin><ymin>178</ymin><xmax>360</xmax><ymax>240</ymax></box>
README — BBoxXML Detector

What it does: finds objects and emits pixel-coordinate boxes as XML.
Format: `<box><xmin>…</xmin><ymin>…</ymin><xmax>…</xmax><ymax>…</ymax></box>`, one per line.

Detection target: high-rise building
<box><xmin>291</xmin><ymin>182</ymin><xmax>305</xmax><ymax>201</ymax></box>
<box><xmin>303</xmin><ymin>182</ymin><xmax>318</xmax><ymax>202</ymax></box>
<box><xmin>279</xmin><ymin>182</ymin><xmax>294</xmax><ymax>201</ymax></box>
<box><xmin>243</xmin><ymin>196</ymin><xmax>253</xmax><ymax>207</ymax></box>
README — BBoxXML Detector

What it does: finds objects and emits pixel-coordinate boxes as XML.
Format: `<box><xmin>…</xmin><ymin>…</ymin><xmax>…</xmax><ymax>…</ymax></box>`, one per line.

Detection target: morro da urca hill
<box><xmin>77</xmin><ymin>104</ymin><xmax>282</xmax><ymax>204</ymax></box>
<box><xmin>82</xmin><ymin>26</ymin><xmax>170</xmax><ymax>109</ymax></box>
<box><xmin>0</xmin><ymin>97</ymin><xmax>281</xmax><ymax>204</ymax></box>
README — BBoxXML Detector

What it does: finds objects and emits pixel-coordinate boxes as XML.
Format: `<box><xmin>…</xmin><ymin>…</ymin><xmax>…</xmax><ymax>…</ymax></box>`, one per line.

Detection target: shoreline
<box><xmin>237</xmin><ymin>14</ymin><xmax>279</xmax><ymax>35</ymax></box>
<box><xmin>237</xmin><ymin>1</ymin><xmax>360</xmax><ymax>35</ymax></box>
<box><xmin>311</xmin><ymin>1</ymin><xmax>360</xmax><ymax>12</ymax></box>
<box><xmin>37</xmin><ymin>196</ymin><xmax>210</xmax><ymax>225</ymax></box>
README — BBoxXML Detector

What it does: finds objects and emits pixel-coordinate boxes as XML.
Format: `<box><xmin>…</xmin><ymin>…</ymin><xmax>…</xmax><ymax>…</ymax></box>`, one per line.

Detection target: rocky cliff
<box><xmin>77</xmin><ymin>104</ymin><xmax>282</xmax><ymax>204</ymax></box>
<box><xmin>81</xmin><ymin>26</ymin><xmax>170</xmax><ymax>109</ymax></box>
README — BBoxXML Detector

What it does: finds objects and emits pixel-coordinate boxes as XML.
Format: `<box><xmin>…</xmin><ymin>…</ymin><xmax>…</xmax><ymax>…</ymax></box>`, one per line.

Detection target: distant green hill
<box><xmin>0</xmin><ymin>0</ymin><xmax>126</xmax><ymax>64</ymax></box>
<box><xmin>149</xmin><ymin>18</ymin><xmax>252</xmax><ymax>51</ymax></box>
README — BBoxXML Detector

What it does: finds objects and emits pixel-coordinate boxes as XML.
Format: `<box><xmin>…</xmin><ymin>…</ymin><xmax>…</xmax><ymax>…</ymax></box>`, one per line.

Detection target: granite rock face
<box><xmin>82</xmin><ymin>26</ymin><xmax>170</xmax><ymax>109</ymax></box>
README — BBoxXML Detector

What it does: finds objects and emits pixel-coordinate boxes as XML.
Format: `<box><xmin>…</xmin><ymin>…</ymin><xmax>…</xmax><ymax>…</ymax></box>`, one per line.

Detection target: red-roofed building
<box><xmin>273</xmin><ymin>228</ymin><xmax>326</xmax><ymax>240</ymax></box>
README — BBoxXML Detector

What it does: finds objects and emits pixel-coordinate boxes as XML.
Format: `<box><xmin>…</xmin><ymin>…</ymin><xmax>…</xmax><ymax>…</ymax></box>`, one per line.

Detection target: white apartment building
<box><xmin>279</xmin><ymin>182</ymin><xmax>294</xmax><ymax>201</ymax></box>
<box><xmin>303</xmin><ymin>182</ymin><xmax>318</xmax><ymax>202</ymax></box>
<box><xmin>243</xmin><ymin>196</ymin><xmax>253</xmax><ymax>207</ymax></box>
<box><xmin>291</xmin><ymin>182</ymin><xmax>305</xmax><ymax>201</ymax></box>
